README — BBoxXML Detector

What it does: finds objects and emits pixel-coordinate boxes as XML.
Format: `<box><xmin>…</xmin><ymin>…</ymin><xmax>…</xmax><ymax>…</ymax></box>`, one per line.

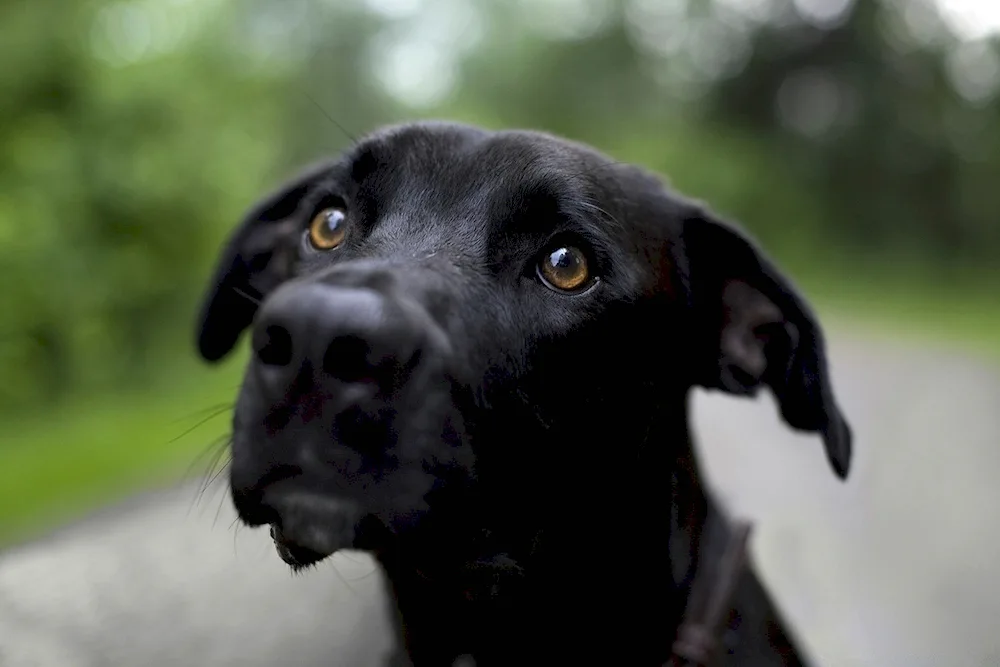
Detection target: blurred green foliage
<box><xmin>0</xmin><ymin>350</ymin><xmax>241</xmax><ymax>545</ymax></box>
<box><xmin>0</xmin><ymin>0</ymin><xmax>285</xmax><ymax>409</ymax></box>
<box><xmin>3</xmin><ymin>0</ymin><xmax>998</xmax><ymax>417</ymax></box>
<box><xmin>1</xmin><ymin>0</ymin><xmax>999</xmax><ymax>538</ymax></box>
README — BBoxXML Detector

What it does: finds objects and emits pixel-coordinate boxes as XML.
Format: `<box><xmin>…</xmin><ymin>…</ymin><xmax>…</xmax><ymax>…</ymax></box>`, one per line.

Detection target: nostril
<box><xmin>256</xmin><ymin>325</ymin><xmax>294</xmax><ymax>367</ymax></box>
<box><xmin>323</xmin><ymin>334</ymin><xmax>379</xmax><ymax>384</ymax></box>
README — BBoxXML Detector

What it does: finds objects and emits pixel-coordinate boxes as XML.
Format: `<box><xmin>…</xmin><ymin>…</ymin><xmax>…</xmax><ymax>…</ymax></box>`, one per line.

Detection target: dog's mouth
<box><xmin>266</xmin><ymin>503</ymin><xmax>400</xmax><ymax>569</ymax></box>
<box><xmin>230</xmin><ymin>426</ymin><xmax>449</xmax><ymax>568</ymax></box>
<box><xmin>255</xmin><ymin>487</ymin><xmax>366</xmax><ymax>569</ymax></box>
<box><xmin>230</xmin><ymin>380</ymin><xmax>469</xmax><ymax>569</ymax></box>
<box><xmin>269</xmin><ymin>523</ymin><xmax>331</xmax><ymax>569</ymax></box>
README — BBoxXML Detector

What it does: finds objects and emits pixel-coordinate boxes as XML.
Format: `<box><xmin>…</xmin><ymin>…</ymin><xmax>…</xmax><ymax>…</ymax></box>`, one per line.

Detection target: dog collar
<box><xmin>668</xmin><ymin>519</ymin><xmax>753</xmax><ymax>667</ymax></box>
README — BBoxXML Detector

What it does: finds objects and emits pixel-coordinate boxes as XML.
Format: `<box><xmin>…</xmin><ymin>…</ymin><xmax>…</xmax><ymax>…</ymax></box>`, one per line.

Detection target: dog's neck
<box><xmin>374</xmin><ymin>391</ymin><xmax>808</xmax><ymax>666</ymax></box>
<box><xmin>666</xmin><ymin>396</ymin><xmax>807</xmax><ymax>667</ymax></box>
<box><xmin>667</xmin><ymin>436</ymin><xmax>747</xmax><ymax>666</ymax></box>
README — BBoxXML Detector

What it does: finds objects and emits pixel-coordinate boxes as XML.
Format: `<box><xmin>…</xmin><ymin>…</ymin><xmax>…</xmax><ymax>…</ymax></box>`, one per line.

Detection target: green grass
<box><xmin>0</xmin><ymin>351</ymin><xmax>245</xmax><ymax>547</ymax></box>
<box><xmin>0</xmin><ymin>268</ymin><xmax>996</xmax><ymax>548</ymax></box>
<box><xmin>813</xmin><ymin>284</ymin><xmax>1000</xmax><ymax>361</ymax></box>
<box><xmin>791</xmin><ymin>259</ymin><xmax>1000</xmax><ymax>362</ymax></box>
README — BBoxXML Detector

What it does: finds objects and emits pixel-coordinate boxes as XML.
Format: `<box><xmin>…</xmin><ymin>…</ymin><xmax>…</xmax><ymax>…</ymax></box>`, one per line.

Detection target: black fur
<box><xmin>196</xmin><ymin>121</ymin><xmax>852</xmax><ymax>667</ymax></box>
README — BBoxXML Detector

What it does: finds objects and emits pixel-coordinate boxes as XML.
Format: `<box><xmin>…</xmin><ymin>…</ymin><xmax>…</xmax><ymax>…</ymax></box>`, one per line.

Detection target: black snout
<box><xmin>230</xmin><ymin>270</ymin><xmax>458</xmax><ymax>555</ymax></box>
<box><xmin>250</xmin><ymin>282</ymin><xmax>425</xmax><ymax>399</ymax></box>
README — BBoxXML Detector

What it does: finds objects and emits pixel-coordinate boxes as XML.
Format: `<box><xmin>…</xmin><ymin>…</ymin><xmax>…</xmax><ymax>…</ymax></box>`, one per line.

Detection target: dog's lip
<box><xmin>270</xmin><ymin>523</ymin><xmax>331</xmax><ymax>568</ymax></box>
<box><xmin>260</xmin><ymin>487</ymin><xmax>364</xmax><ymax>566</ymax></box>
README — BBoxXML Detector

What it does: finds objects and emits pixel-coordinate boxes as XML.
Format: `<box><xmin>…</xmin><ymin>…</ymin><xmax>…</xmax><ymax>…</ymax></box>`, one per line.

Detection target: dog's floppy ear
<box><xmin>196</xmin><ymin>161</ymin><xmax>335</xmax><ymax>362</ymax></box>
<box><xmin>678</xmin><ymin>205</ymin><xmax>852</xmax><ymax>479</ymax></box>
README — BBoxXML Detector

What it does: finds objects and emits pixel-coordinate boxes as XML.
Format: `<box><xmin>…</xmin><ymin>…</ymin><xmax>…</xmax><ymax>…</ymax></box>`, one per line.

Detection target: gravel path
<box><xmin>2</xmin><ymin>330</ymin><xmax>999</xmax><ymax>667</ymax></box>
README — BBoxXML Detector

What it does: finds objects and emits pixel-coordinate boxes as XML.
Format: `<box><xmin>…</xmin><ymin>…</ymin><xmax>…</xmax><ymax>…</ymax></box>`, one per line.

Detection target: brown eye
<box><xmin>308</xmin><ymin>207</ymin><xmax>348</xmax><ymax>250</ymax></box>
<box><xmin>538</xmin><ymin>246</ymin><xmax>590</xmax><ymax>292</ymax></box>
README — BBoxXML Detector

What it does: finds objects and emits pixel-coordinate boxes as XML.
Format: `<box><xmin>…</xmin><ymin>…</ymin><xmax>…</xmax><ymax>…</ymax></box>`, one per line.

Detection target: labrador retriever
<box><xmin>196</xmin><ymin>121</ymin><xmax>852</xmax><ymax>667</ymax></box>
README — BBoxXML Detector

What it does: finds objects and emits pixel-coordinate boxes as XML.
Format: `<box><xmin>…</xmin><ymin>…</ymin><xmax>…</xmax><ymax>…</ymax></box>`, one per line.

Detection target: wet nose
<box><xmin>250</xmin><ymin>282</ymin><xmax>424</xmax><ymax>397</ymax></box>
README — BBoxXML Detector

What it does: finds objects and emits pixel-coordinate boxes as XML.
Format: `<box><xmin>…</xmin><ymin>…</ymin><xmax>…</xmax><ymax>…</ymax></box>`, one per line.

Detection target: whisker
<box><xmin>334</xmin><ymin>551</ymin><xmax>382</xmax><ymax>583</ymax></box>
<box><xmin>231</xmin><ymin>286</ymin><xmax>262</xmax><ymax>306</ymax></box>
<box><xmin>232</xmin><ymin>519</ymin><xmax>244</xmax><ymax>558</ymax></box>
<box><xmin>302</xmin><ymin>91</ymin><xmax>358</xmax><ymax>146</ymax></box>
<box><xmin>198</xmin><ymin>453</ymin><xmax>232</xmax><ymax>508</ymax></box>
<box><xmin>578</xmin><ymin>199</ymin><xmax>624</xmax><ymax>231</ymax></box>
<box><xmin>167</xmin><ymin>404</ymin><xmax>233</xmax><ymax>445</ymax></box>
<box><xmin>169</xmin><ymin>402</ymin><xmax>233</xmax><ymax>425</ymax></box>
<box><xmin>206</xmin><ymin>453</ymin><xmax>232</xmax><ymax>487</ymax></box>
<box><xmin>211</xmin><ymin>465</ymin><xmax>233</xmax><ymax>530</ymax></box>
<box><xmin>186</xmin><ymin>435</ymin><xmax>232</xmax><ymax>514</ymax></box>
<box><xmin>327</xmin><ymin>559</ymin><xmax>362</xmax><ymax>596</ymax></box>
<box><xmin>180</xmin><ymin>431</ymin><xmax>231</xmax><ymax>487</ymax></box>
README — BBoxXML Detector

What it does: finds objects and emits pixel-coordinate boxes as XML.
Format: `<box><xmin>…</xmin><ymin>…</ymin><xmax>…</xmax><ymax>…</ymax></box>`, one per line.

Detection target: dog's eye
<box><xmin>537</xmin><ymin>246</ymin><xmax>590</xmax><ymax>292</ymax></box>
<box><xmin>308</xmin><ymin>207</ymin><xmax>348</xmax><ymax>250</ymax></box>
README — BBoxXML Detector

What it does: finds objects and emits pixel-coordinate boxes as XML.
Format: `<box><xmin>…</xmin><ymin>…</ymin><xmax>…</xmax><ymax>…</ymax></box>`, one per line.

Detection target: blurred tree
<box><xmin>1</xmin><ymin>0</ymin><xmax>997</xmax><ymax>415</ymax></box>
<box><xmin>0</xmin><ymin>0</ymin><xmax>289</xmax><ymax>410</ymax></box>
<box><xmin>704</xmin><ymin>0</ymin><xmax>1000</xmax><ymax>266</ymax></box>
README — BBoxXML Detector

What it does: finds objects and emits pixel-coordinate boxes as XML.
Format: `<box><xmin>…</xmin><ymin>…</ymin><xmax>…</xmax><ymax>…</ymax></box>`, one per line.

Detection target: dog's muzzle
<box><xmin>228</xmin><ymin>274</ymin><xmax>457</xmax><ymax>565</ymax></box>
<box><xmin>265</xmin><ymin>486</ymin><xmax>363</xmax><ymax>568</ymax></box>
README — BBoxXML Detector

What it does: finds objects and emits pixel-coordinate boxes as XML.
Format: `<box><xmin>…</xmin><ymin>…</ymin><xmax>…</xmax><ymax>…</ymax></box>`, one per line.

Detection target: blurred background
<box><xmin>0</xmin><ymin>0</ymin><xmax>999</xmax><ymax>664</ymax></box>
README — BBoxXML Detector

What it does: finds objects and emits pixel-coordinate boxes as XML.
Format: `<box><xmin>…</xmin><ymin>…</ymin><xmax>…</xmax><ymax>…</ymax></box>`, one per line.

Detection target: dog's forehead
<box><xmin>351</xmin><ymin>122</ymin><xmax>620</xmax><ymax>203</ymax></box>
<box><xmin>337</xmin><ymin>122</ymin><xmax>677</xmax><ymax>289</ymax></box>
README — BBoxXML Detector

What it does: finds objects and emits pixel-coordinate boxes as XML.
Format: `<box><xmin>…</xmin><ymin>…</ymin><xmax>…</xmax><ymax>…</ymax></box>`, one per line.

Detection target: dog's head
<box><xmin>197</xmin><ymin>121</ymin><xmax>851</xmax><ymax>569</ymax></box>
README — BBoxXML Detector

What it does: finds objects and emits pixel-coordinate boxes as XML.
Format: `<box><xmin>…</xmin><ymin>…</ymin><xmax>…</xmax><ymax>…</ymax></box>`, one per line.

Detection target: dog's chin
<box><xmin>269</xmin><ymin>523</ymin><xmax>337</xmax><ymax>570</ymax></box>
<box><xmin>271</xmin><ymin>513</ymin><xmax>425</xmax><ymax>571</ymax></box>
<box><xmin>256</xmin><ymin>489</ymin><xmax>366</xmax><ymax>569</ymax></box>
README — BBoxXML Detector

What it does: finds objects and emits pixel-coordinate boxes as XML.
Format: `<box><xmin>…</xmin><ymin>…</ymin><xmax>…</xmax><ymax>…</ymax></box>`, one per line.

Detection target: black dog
<box><xmin>196</xmin><ymin>121</ymin><xmax>852</xmax><ymax>667</ymax></box>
